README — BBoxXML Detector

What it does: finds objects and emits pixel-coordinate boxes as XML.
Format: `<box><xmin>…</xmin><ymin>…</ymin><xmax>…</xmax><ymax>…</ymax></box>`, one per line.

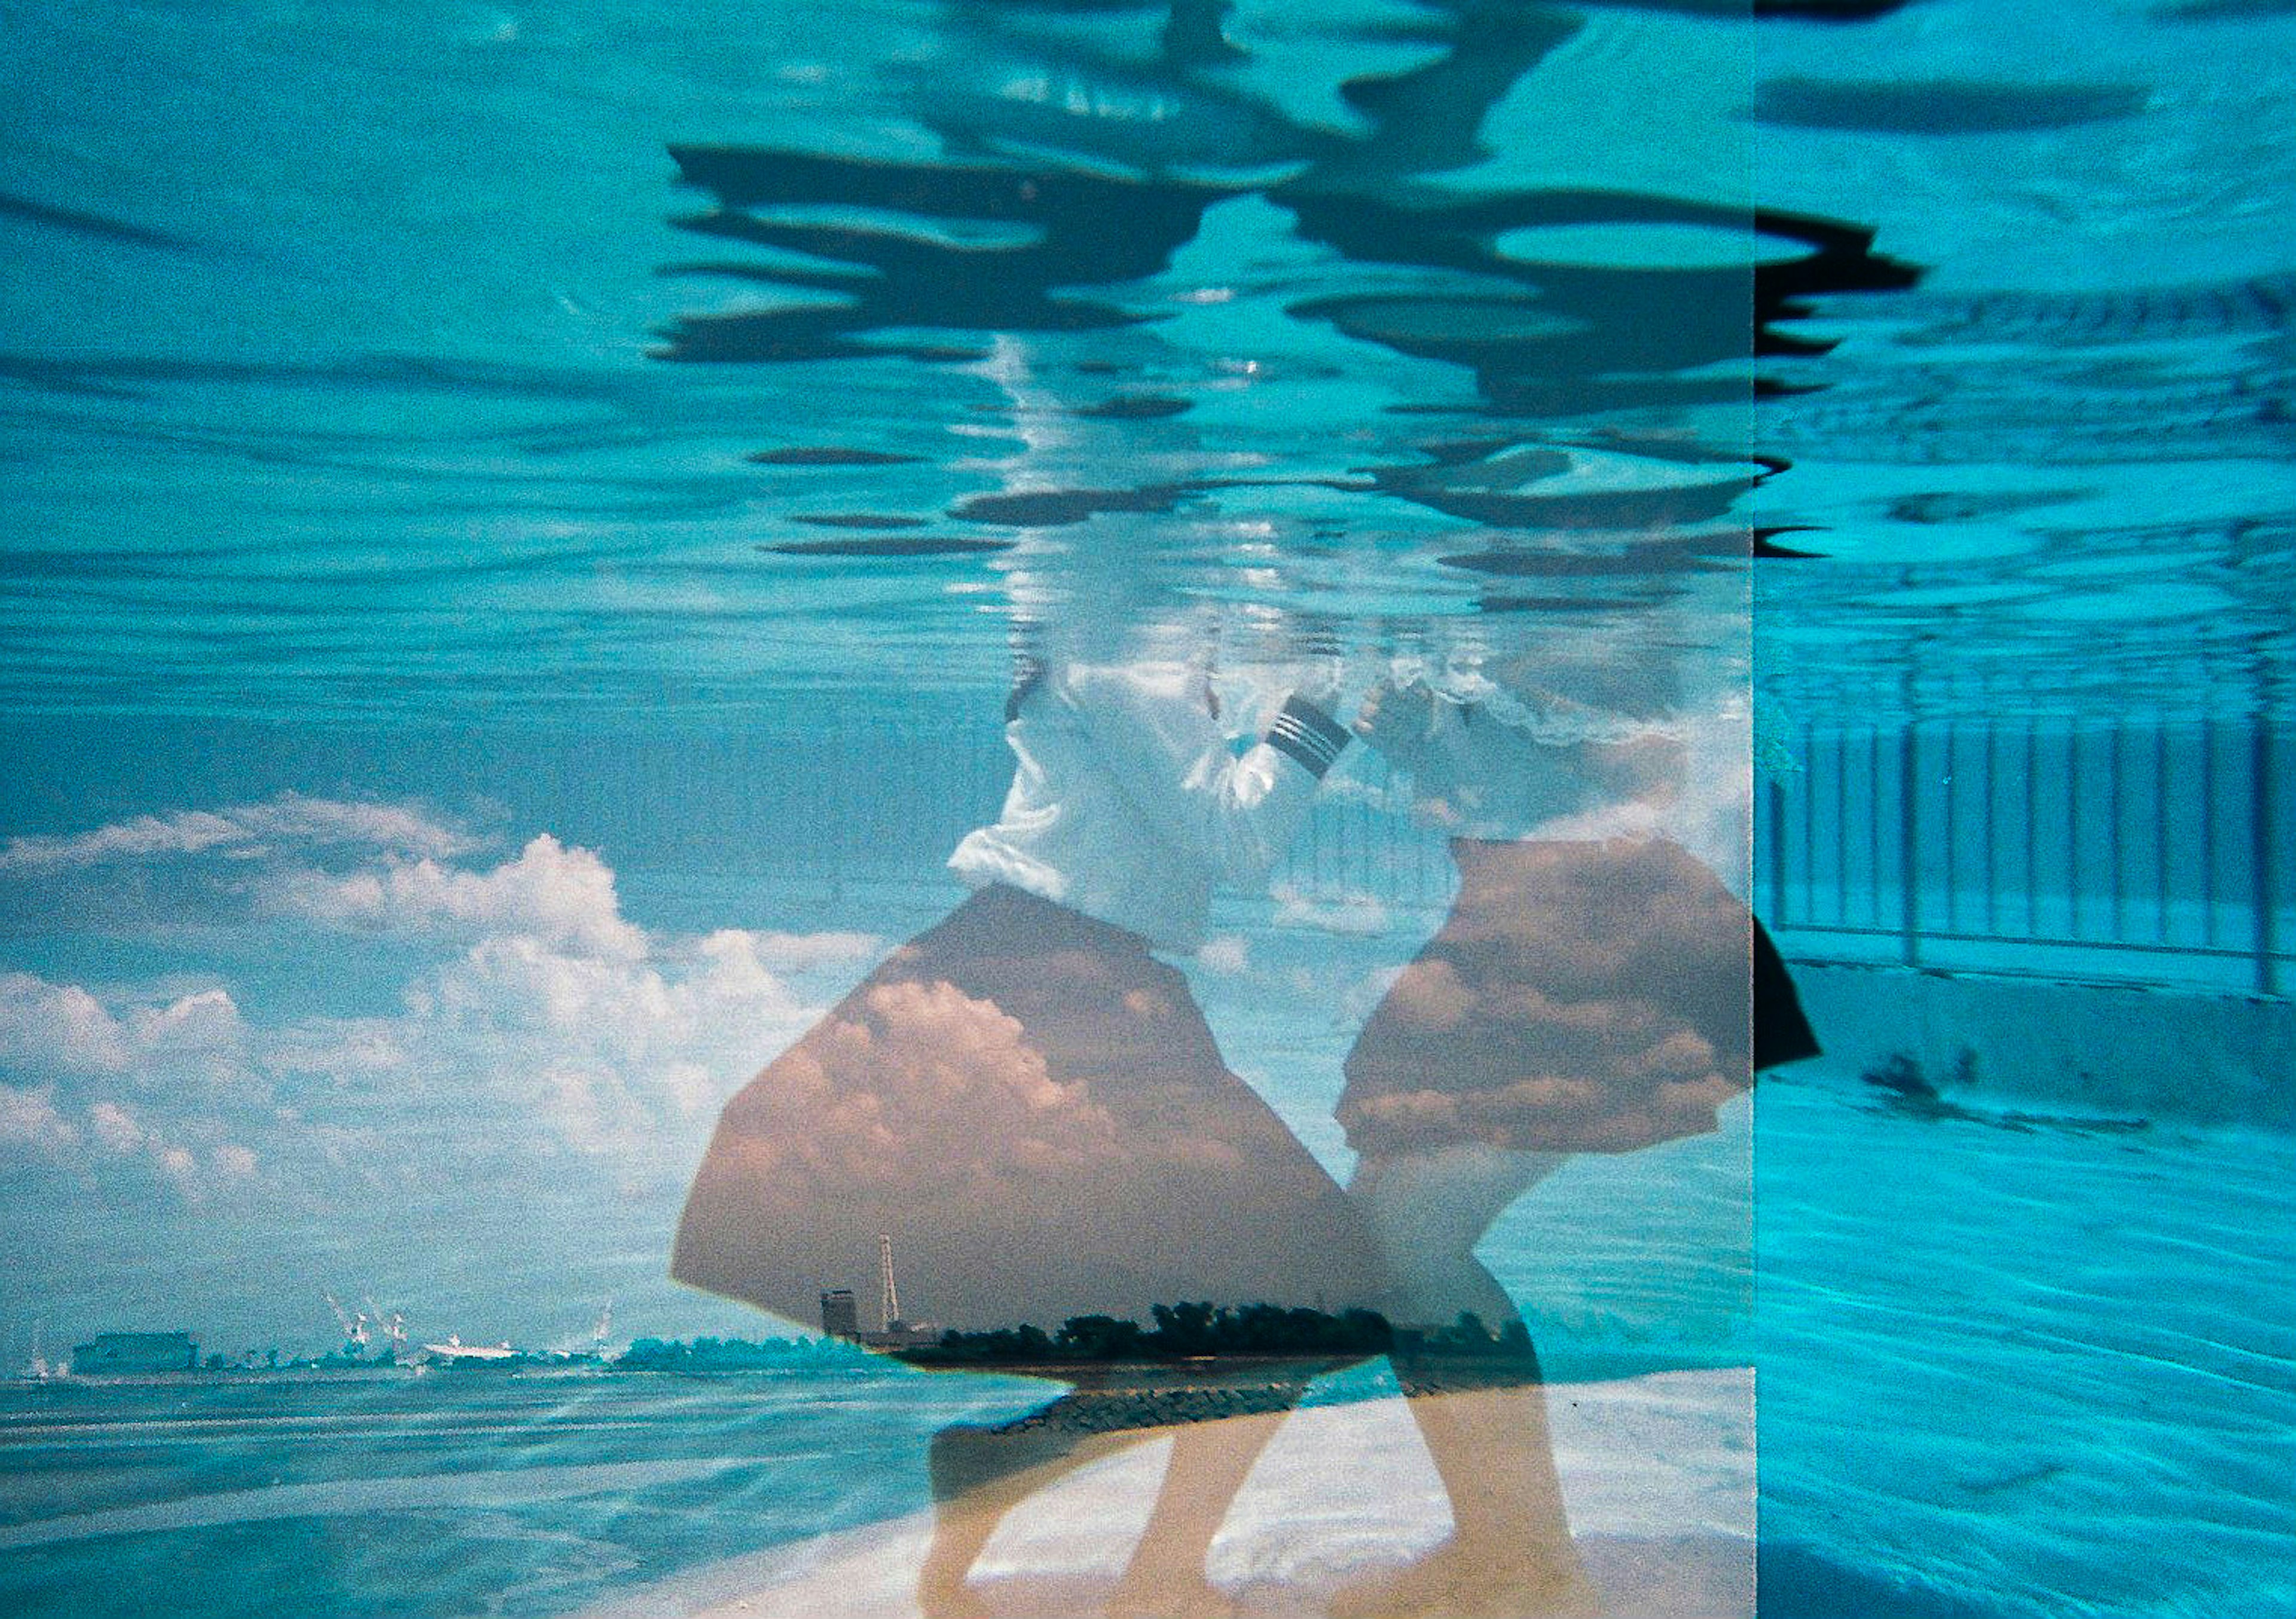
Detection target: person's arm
<box><xmin>1354</xmin><ymin>677</ymin><xmax>1644</xmax><ymax>832</ymax></box>
<box><xmin>1062</xmin><ymin>663</ymin><xmax>1350</xmax><ymax>888</ymax></box>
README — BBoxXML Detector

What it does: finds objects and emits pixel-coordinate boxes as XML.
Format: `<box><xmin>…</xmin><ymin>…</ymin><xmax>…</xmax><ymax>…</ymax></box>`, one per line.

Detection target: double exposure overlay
<box><xmin>2</xmin><ymin>2</ymin><xmax>2289</xmax><ymax>1618</ymax></box>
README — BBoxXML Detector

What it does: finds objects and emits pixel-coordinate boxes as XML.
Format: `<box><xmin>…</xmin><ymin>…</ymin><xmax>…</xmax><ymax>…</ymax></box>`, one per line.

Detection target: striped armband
<box><xmin>1265</xmin><ymin>697</ymin><xmax>1351</xmax><ymax>779</ymax></box>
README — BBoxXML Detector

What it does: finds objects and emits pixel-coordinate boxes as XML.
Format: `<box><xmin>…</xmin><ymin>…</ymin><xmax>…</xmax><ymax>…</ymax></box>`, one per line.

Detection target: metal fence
<box><xmin>1761</xmin><ymin>719</ymin><xmax>2291</xmax><ymax>995</ymax></box>
<box><xmin>1263</xmin><ymin>717</ymin><xmax>2294</xmax><ymax>997</ymax></box>
<box><xmin>581</xmin><ymin>698</ymin><xmax>2291</xmax><ymax>998</ymax></box>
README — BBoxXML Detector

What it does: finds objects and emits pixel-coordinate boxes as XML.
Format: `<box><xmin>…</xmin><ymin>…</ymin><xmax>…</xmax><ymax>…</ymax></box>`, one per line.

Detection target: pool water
<box><xmin>4</xmin><ymin>1</ymin><xmax>2292</xmax><ymax>1615</ymax></box>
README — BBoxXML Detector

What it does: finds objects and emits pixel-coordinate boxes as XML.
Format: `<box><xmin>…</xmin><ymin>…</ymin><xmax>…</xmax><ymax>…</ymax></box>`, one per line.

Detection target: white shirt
<box><xmin>1397</xmin><ymin>693</ymin><xmax>1751</xmax><ymax>900</ymax></box>
<box><xmin>948</xmin><ymin>661</ymin><xmax>1348</xmax><ymax>951</ymax></box>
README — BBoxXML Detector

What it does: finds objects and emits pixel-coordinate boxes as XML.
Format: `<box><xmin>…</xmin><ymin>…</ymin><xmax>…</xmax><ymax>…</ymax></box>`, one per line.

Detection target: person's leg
<box><xmin>1106</xmin><ymin>1407</ymin><xmax>1293</xmax><ymax>1619</ymax></box>
<box><xmin>918</xmin><ymin>1403</ymin><xmax>1146</xmax><ymax>1618</ymax></box>
<box><xmin>1354</xmin><ymin>1382</ymin><xmax>1599</xmax><ymax>1618</ymax></box>
<box><xmin>1346</xmin><ymin>1144</ymin><xmax>1565</xmax><ymax>1328</ymax></box>
<box><xmin>918</xmin><ymin>1422</ymin><xmax>1064</xmax><ymax>1618</ymax></box>
<box><xmin>1329</xmin><ymin>1367</ymin><xmax>1598</xmax><ymax>1619</ymax></box>
<box><xmin>1336</xmin><ymin>1148</ymin><xmax>1596</xmax><ymax>1618</ymax></box>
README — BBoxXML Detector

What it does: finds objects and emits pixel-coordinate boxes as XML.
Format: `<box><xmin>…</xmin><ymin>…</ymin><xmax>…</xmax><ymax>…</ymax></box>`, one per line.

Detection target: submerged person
<box><xmin>672</xmin><ymin>647</ymin><xmax>1388</xmax><ymax>1619</ymax></box>
<box><xmin>1317</xmin><ymin>652</ymin><xmax>1816</xmax><ymax>1619</ymax></box>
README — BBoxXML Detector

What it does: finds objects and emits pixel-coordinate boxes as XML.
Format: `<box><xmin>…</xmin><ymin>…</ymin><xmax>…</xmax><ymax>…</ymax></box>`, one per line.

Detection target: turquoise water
<box><xmin>1</xmin><ymin>1077</ymin><xmax>2288</xmax><ymax>1618</ymax></box>
<box><xmin>5</xmin><ymin>0</ymin><xmax>2294</xmax><ymax>1615</ymax></box>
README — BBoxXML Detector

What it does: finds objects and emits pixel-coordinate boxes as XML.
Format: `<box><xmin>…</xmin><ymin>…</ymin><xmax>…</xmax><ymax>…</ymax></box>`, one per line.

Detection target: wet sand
<box><xmin>577</xmin><ymin>1367</ymin><xmax>1754</xmax><ymax>1619</ymax></box>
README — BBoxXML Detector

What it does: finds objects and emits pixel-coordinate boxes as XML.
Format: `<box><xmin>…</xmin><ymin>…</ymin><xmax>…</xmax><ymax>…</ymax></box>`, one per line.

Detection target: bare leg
<box><xmin>1107</xmin><ymin>1409</ymin><xmax>1291</xmax><ymax>1619</ymax></box>
<box><xmin>918</xmin><ymin>1415</ymin><xmax>1146</xmax><ymax>1618</ymax></box>
<box><xmin>1333</xmin><ymin>1148</ymin><xmax>1597</xmax><ymax>1618</ymax></box>
<box><xmin>1346</xmin><ymin>1144</ymin><xmax>1564</xmax><ymax>1327</ymax></box>
<box><xmin>1326</xmin><ymin>1379</ymin><xmax>1598</xmax><ymax>1619</ymax></box>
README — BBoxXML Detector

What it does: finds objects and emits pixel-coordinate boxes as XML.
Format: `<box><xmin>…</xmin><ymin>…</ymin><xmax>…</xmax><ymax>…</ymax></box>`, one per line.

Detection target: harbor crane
<box><xmin>323</xmin><ymin>1291</ymin><xmax>371</xmax><ymax>1355</ymax></box>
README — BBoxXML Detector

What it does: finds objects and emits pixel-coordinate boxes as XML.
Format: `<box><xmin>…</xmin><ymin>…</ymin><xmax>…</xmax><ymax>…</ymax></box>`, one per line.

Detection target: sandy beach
<box><xmin>576</xmin><ymin>1367</ymin><xmax>1754</xmax><ymax>1619</ymax></box>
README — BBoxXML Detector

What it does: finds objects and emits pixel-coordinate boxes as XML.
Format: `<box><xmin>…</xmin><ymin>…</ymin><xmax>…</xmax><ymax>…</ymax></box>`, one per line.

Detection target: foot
<box><xmin>1106</xmin><ymin>1574</ymin><xmax>1238</xmax><ymax>1619</ymax></box>
<box><xmin>917</xmin><ymin>1579</ymin><xmax>996</xmax><ymax>1619</ymax></box>
<box><xmin>1327</xmin><ymin>1539</ymin><xmax>1602</xmax><ymax>1619</ymax></box>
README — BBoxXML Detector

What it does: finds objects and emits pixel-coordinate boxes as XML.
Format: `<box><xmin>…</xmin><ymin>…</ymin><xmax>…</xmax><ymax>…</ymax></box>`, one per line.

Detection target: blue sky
<box><xmin>0</xmin><ymin>704</ymin><xmax>1409</xmax><ymax>1360</ymax></box>
<box><xmin>0</xmin><ymin>748</ymin><xmax>919</xmax><ymax>1358</ymax></box>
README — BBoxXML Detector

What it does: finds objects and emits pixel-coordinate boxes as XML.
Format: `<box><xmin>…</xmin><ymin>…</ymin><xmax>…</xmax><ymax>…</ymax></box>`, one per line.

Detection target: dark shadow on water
<box><xmin>748</xmin><ymin>446</ymin><xmax>926</xmax><ymax>466</ymax></box>
<box><xmin>654</xmin><ymin>1</ymin><xmax>1923</xmax><ymax>415</ymax></box>
<box><xmin>1861</xmin><ymin>1054</ymin><xmax>2150</xmax><ymax>1138</ymax></box>
<box><xmin>1069</xmin><ymin>392</ymin><xmax>1192</xmax><ymax>420</ymax></box>
<box><xmin>657</xmin><ymin>150</ymin><xmax>1225</xmax><ymax>363</ymax></box>
<box><xmin>0</xmin><ymin>189</ymin><xmax>197</xmax><ymax>253</ymax></box>
<box><xmin>761</xmin><ymin>537</ymin><xmax>1012</xmax><ymax>558</ymax></box>
<box><xmin>1759</xmin><ymin>1544</ymin><xmax>2020</xmax><ymax>1619</ymax></box>
<box><xmin>789</xmin><ymin>511</ymin><xmax>933</xmax><ymax>529</ymax></box>
<box><xmin>2154</xmin><ymin>0</ymin><xmax>2296</xmax><ymax>14</ymax></box>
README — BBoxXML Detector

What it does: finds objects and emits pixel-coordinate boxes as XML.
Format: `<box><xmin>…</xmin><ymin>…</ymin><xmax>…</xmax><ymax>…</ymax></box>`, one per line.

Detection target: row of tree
<box><xmin>909</xmin><ymin>1302</ymin><xmax>1402</xmax><ymax>1365</ymax></box>
<box><xmin>615</xmin><ymin>1335</ymin><xmax>872</xmax><ymax>1371</ymax></box>
<box><xmin>615</xmin><ymin>1309</ymin><xmax>1536</xmax><ymax>1373</ymax></box>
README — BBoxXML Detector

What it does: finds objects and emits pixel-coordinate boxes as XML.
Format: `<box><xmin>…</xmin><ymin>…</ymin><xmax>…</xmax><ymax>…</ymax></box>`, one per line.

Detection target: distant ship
<box><xmin>415</xmin><ymin>1330</ymin><xmax>609</xmax><ymax>1373</ymax></box>
<box><xmin>419</xmin><ymin>1335</ymin><xmax>523</xmax><ymax>1370</ymax></box>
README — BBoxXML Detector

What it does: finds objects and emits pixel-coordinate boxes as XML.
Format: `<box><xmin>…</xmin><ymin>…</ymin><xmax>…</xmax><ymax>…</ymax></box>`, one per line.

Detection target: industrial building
<box><xmin>70</xmin><ymin>1333</ymin><xmax>197</xmax><ymax>1374</ymax></box>
<box><xmin>818</xmin><ymin>1288</ymin><xmax>859</xmax><ymax>1341</ymax></box>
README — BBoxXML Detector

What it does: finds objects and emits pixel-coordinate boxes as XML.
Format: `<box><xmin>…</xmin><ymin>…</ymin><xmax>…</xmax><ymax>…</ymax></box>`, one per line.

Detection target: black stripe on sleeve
<box><xmin>1265</xmin><ymin>696</ymin><xmax>1351</xmax><ymax>778</ymax></box>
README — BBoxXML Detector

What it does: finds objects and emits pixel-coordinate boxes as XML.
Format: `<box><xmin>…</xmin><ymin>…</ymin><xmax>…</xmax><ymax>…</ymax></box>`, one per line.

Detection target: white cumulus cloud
<box><xmin>0</xmin><ymin>973</ymin><xmax>132</xmax><ymax>1073</ymax></box>
<box><xmin>0</xmin><ymin>799</ymin><xmax>886</xmax><ymax>1203</ymax></box>
<box><xmin>0</xmin><ymin>1083</ymin><xmax>79</xmax><ymax>1152</ymax></box>
<box><xmin>88</xmin><ymin>1099</ymin><xmax>148</xmax><ymax>1154</ymax></box>
<box><xmin>259</xmin><ymin>833</ymin><xmax>646</xmax><ymax>958</ymax></box>
<box><xmin>0</xmin><ymin>793</ymin><xmax>472</xmax><ymax>872</ymax></box>
<box><xmin>1271</xmin><ymin>882</ymin><xmax>1393</xmax><ymax>937</ymax></box>
<box><xmin>8</xmin><ymin>1089</ymin><xmax>261</xmax><ymax>1203</ymax></box>
<box><xmin>1198</xmin><ymin>934</ymin><xmax>1251</xmax><ymax>975</ymax></box>
<box><xmin>388</xmin><ymin>921</ymin><xmax>823</xmax><ymax>1168</ymax></box>
<box><xmin>1</xmin><ymin>973</ymin><xmax>252</xmax><ymax>1093</ymax></box>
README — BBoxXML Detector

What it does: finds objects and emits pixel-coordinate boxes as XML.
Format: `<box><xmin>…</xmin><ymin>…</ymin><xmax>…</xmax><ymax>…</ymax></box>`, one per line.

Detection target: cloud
<box><xmin>740</xmin><ymin>930</ymin><xmax>883</xmax><ymax>973</ymax></box>
<box><xmin>347</xmin><ymin>917</ymin><xmax>834</xmax><ymax>1177</ymax></box>
<box><xmin>129</xmin><ymin>986</ymin><xmax>250</xmax><ymax>1079</ymax></box>
<box><xmin>675</xmin><ymin>959</ymin><xmax>1399</xmax><ymax>1331</ymax></box>
<box><xmin>262</xmin><ymin>1021</ymin><xmax>408</xmax><ymax>1078</ymax></box>
<box><xmin>2</xmin><ymin>1086</ymin><xmax>259</xmax><ymax>1202</ymax></box>
<box><xmin>1271</xmin><ymin>882</ymin><xmax>1392</xmax><ymax>937</ymax></box>
<box><xmin>0</xmin><ymin>1084</ymin><xmax>78</xmax><ymax>1152</ymax></box>
<box><xmin>0</xmin><ymin>922</ymin><xmax>846</xmax><ymax>1200</ymax></box>
<box><xmin>1341</xmin><ymin>964</ymin><xmax>1408</xmax><ymax>1027</ymax></box>
<box><xmin>1376</xmin><ymin>957</ymin><xmax>1475</xmax><ymax>1031</ymax></box>
<box><xmin>0</xmin><ymin>793</ymin><xmax>472</xmax><ymax>873</ymax></box>
<box><xmin>1306</xmin><ymin>768</ymin><xmax>1410</xmax><ymax>811</ymax></box>
<box><xmin>260</xmin><ymin>833</ymin><xmax>645</xmax><ymax>958</ymax></box>
<box><xmin>1197</xmin><ymin>934</ymin><xmax>1250</xmax><ymax>975</ymax></box>
<box><xmin>88</xmin><ymin>1099</ymin><xmax>146</xmax><ymax>1154</ymax></box>
<box><xmin>1335</xmin><ymin>839</ymin><xmax>1753</xmax><ymax>1157</ymax></box>
<box><xmin>712</xmin><ymin>979</ymin><xmax>1125</xmax><ymax>1202</ymax></box>
<box><xmin>0</xmin><ymin>804</ymin><xmax>882</xmax><ymax>1205</ymax></box>
<box><xmin>0</xmin><ymin>973</ymin><xmax>132</xmax><ymax>1073</ymax></box>
<box><xmin>1</xmin><ymin>973</ymin><xmax>256</xmax><ymax>1098</ymax></box>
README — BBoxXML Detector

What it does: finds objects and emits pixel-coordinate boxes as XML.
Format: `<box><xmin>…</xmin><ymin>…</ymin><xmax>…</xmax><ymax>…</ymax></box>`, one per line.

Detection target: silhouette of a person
<box><xmin>1120</xmin><ymin>644</ymin><xmax>1822</xmax><ymax>1618</ymax></box>
<box><xmin>1318</xmin><ymin>652</ymin><xmax>1813</xmax><ymax>1619</ymax></box>
<box><xmin>673</xmin><ymin>648</ymin><xmax>1386</xmax><ymax>1619</ymax></box>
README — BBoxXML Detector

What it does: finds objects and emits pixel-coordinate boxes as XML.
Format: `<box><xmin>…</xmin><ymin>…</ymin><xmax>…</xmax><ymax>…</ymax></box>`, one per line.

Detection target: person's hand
<box><xmin>1351</xmin><ymin>679</ymin><xmax>1439</xmax><ymax>762</ymax></box>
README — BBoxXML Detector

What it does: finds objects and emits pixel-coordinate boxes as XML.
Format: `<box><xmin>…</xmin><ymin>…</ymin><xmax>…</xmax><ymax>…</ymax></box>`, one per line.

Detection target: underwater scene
<box><xmin>2</xmin><ymin>1</ymin><xmax>2291</xmax><ymax>1615</ymax></box>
